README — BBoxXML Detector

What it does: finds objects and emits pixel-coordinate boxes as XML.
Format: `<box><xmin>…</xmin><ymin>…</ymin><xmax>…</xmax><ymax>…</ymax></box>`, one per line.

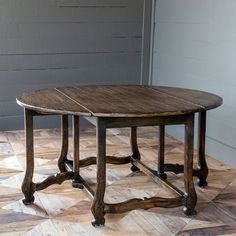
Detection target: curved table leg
<box><xmin>184</xmin><ymin>115</ymin><xmax>197</xmax><ymax>216</ymax></box>
<box><xmin>130</xmin><ymin>127</ymin><xmax>141</xmax><ymax>172</ymax></box>
<box><xmin>91</xmin><ymin>119</ymin><xmax>106</xmax><ymax>226</ymax></box>
<box><xmin>197</xmin><ymin>111</ymin><xmax>208</xmax><ymax>187</ymax></box>
<box><xmin>157</xmin><ymin>125</ymin><xmax>167</xmax><ymax>179</ymax></box>
<box><xmin>22</xmin><ymin>109</ymin><xmax>35</xmax><ymax>205</ymax></box>
<box><xmin>58</xmin><ymin>115</ymin><xmax>69</xmax><ymax>172</ymax></box>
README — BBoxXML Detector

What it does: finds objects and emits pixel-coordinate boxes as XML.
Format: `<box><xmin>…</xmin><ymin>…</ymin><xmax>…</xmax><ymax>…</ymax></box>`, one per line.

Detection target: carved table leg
<box><xmin>72</xmin><ymin>116</ymin><xmax>83</xmax><ymax>189</ymax></box>
<box><xmin>197</xmin><ymin>111</ymin><xmax>208</xmax><ymax>187</ymax></box>
<box><xmin>58</xmin><ymin>115</ymin><xmax>69</xmax><ymax>172</ymax></box>
<box><xmin>22</xmin><ymin>109</ymin><xmax>35</xmax><ymax>205</ymax></box>
<box><xmin>91</xmin><ymin>118</ymin><xmax>106</xmax><ymax>226</ymax></box>
<box><xmin>184</xmin><ymin>115</ymin><xmax>197</xmax><ymax>216</ymax></box>
<box><xmin>157</xmin><ymin>125</ymin><xmax>167</xmax><ymax>179</ymax></box>
<box><xmin>130</xmin><ymin>127</ymin><xmax>141</xmax><ymax>172</ymax></box>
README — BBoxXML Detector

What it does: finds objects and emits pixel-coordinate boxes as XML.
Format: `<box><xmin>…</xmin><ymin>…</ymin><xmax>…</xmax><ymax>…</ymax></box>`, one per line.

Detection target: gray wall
<box><xmin>152</xmin><ymin>0</ymin><xmax>236</xmax><ymax>167</ymax></box>
<box><xmin>0</xmin><ymin>0</ymin><xmax>144</xmax><ymax>130</ymax></box>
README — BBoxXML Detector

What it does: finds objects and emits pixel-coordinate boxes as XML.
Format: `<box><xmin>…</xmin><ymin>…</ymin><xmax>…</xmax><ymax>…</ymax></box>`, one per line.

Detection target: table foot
<box><xmin>91</xmin><ymin>200</ymin><xmax>106</xmax><ymax>227</ymax></box>
<box><xmin>196</xmin><ymin>168</ymin><xmax>208</xmax><ymax>187</ymax></box>
<box><xmin>156</xmin><ymin>172</ymin><xmax>167</xmax><ymax>180</ymax></box>
<box><xmin>22</xmin><ymin>196</ymin><xmax>35</xmax><ymax>205</ymax></box>
<box><xmin>184</xmin><ymin>207</ymin><xmax>197</xmax><ymax>216</ymax></box>
<box><xmin>130</xmin><ymin>153</ymin><xmax>141</xmax><ymax>172</ymax></box>
<box><xmin>91</xmin><ymin>219</ymin><xmax>105</xmax><ymax>227</ymax></box>
<box><xmin>72</xmin><ymin>180</ymin><xmax>84</xmax><ymax>189</ymax></box>
<box><xmin>131</xmin><ymin>164</ymin><xmax>140</xmax><ymax>172</ymax></box>
<box><xmin>22</xmin><ymin>182</ymin><xmax>36</xmax><ymax>206</ymax></box>
<box><xmin>197</xmin><ymin>178</ymin><xmax>208</xmax><ymax>188</ymax></box>
<box><xmin>194</xmin><ymin>167</ymin><xmax>208</xmax><ymax>187</ymax></box>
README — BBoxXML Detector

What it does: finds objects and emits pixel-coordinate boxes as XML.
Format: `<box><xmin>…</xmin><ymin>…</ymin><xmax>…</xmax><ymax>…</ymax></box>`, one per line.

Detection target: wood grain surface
<box><xmin>17</xmin><ymin>89</ymin><xmax>90</xmax><ymax>116</ymax></box>
<box><xmin>16</xmin><ymin>85</ymin><xmax>222</xmax><ymax>117</ymax></box>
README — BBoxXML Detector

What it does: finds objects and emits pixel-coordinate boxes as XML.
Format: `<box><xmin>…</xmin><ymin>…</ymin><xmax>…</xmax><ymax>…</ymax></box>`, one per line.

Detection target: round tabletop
<box><xmin>16</xmin><ymin>85</ymin><xmax>223</xmax><ymax>117</ymax></box>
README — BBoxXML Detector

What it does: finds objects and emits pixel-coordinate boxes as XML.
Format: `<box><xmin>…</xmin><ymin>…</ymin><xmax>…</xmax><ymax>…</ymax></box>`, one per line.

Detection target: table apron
<box><xmin>85</xmin><ymin>114</ymin><xmax>194</xmax><ymax>129</ymax></box>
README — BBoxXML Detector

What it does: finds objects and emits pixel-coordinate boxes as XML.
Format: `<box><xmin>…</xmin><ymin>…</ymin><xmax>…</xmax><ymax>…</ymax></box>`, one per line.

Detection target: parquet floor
<box><xmin>0</xmin><ymin>126</ymin><xmax>235</xmax><ymax>235</ymax></box>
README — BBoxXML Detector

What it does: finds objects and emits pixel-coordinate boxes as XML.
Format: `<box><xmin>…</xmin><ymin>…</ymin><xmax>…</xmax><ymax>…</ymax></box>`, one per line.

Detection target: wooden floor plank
<box><xmin>0</xmin><ymin>127</ymin><xmax>235</xmax><ymax>235</ymax></box>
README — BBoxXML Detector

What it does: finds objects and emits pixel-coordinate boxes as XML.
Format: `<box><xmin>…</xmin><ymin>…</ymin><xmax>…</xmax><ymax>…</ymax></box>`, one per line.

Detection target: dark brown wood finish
<box><xmin>105</xmin><ymin>196</ymin><xmax>184</xmax><ymax>214</ymax></box>
<box><xmin>35</xmin><ymin>172</ymin><xmax>74</xmax><ymax>191</ymax></box>
<box><xmin>157</xmin><ymin>125</ymin><xmax>167</xmax><ymax>179</ymax></box>
<box><xmin>17</xmin><ymin>85</ymin><xmax>223</xmax><ymax>227</ymax></box>
<box><xmin>72</xmin><ymin>116</ymin><xmax>84</xmax><ymax>189</ymax></box>
<box><xmin>130</xmin><ymin>127</ymin><xmax>141</xmax><ymax>172</ymax></box>
<box><xmin>22</xmin><ymin>108</ymin><xmax>35</xmax><ymax>205</ymax></box>
<box><xmin>183</xmin><ymin>114</ymin><xmax>197</xmax><ymax>215</ymax></box>
<box><xmin>54</xmin><ymin>85</ymin><xmax>222</xmax><ymax>117</ymax></box>
<box><xmin>156</xmin><ymin>86</ymin><xmax>223</xmax><ymax>111</ymax></box>
<box><xmin>96</xmin><ymin>114</ymin><xmax>194</xmax><ymax>129</ymax></box>
<box><xmin>17</xmin><ymin>89</ymin><xmax>90</xmax><ymax>116</ymax></box>
<box><xmin>155</xmin><ymin>111</ymin><xmax>208</xmax><ymax>187</ymax></box>
<box><xmin>197</xmin><ymin>111</ymin><xmax>208</xmax><ymax>187</ymax></box>
<box><xmin>58</xmin><ymin>115</ymin><xmax>69</xmax><ymax>172</ymax></box>
<box><xmin>65</xmin><ymin>161</ymin><xmax>95</xmax><ymax>200</ymax></box>
<box><xmin>91</xmin><ymin>118</ymin><xmax>106</xmax><ymax>226</ymax></box>
<box><xmin>17</xmin><ymin>86</ymin><xmax>222</xmax><ymax>118</ymax></box>
<box><xmin>78</xmin><ymin>155</ymin><xmax>131</xmax><ymax>167</ymax></box>
<box><xmin>65</xmin><ymin>157</ymin><xmax>185</xmax><ymax>214</ymax></box>
<box><xmin>22</xmin><ymin>110</ymin><xmax>74</xmax><ymax>205</ymax></box>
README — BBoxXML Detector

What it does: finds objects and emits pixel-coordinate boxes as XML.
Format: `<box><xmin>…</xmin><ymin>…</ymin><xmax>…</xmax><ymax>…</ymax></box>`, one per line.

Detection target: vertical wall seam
<box><xmin>148</xmin><ymin>0</ymin><xmax>156</xmax><ymax>85</ymax></box>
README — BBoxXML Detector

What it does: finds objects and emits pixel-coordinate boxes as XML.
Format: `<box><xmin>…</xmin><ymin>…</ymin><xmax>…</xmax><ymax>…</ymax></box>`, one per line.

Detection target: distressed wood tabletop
<box><xmin>16</xmin><ymin>85</ymin><xmax>223</xmax><ymax>117</ymax></box>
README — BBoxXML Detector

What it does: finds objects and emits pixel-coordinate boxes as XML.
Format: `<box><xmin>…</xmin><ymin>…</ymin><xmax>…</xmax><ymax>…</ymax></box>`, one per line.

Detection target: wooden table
<box><xmin>16</xmin><ymin>85</ymin><xmax>222</xmax><ymax>226</ymax></box>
